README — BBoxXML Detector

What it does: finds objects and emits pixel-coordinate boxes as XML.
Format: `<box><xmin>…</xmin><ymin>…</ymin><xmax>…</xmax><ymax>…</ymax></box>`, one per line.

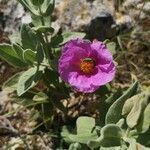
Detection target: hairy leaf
<box><xmin>0</xmin><ymin>44</ymin><xmax>27</xmax><ymax>68</ymax></box>
<box><xmin>105</xmin><ymin>81</ymin><xmax>139</xmax><ymax>124</ymax></box>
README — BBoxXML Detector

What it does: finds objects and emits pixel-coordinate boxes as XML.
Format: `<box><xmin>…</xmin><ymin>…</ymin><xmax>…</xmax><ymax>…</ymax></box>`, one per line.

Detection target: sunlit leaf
<box><xmin>105</xmin><ymin>81</ymin><xmax>139</xmax><ymax>124</ymax></box>
<box><xmin>0</xmin><ymin>44</ymin><xmax>27</xmax><ymax>68</ymax></box>
<box><xmin>17</xmin><ymin>66</ymin><xmax>45</xmax><ymax>96</ymax></box>
<box><xmin>2</xmin><ymin>72</ymin><xmax>23</xmax><ymax>92</ymax></box>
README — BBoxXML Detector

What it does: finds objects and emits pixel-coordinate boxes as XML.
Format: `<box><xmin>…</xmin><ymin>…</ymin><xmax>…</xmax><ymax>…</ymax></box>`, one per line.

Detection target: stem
<box><xmin>38</xmin><ymin>6</ymin><xmax>53</xmax><ymax>63</ymax></box>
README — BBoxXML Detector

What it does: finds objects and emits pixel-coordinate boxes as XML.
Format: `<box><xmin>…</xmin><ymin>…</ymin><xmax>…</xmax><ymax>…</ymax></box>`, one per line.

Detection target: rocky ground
<box><xmin>0</xmin><ymin>0</ymin><xmax>150</xmax><ymax>149</ymax></box>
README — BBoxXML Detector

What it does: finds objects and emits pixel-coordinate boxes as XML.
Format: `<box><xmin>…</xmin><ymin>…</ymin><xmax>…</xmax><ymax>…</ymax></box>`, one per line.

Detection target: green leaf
<box><xmin>88</xmin><ymin>124</ymin><xmax>122</xmax><ymax>149</ymax></box>
<box><xmin>137</xmin><ymin>129</ymin><xmax>150</xmax><ymax>147</ymax></box>
<box><xmin>36</xmin><ymin>43</ymin><xmax>44</xmax><ymax>64</ymax></box>
<box><xmin>106</xmin><ymin>42</ymin><xmax>116</xmax><ymax>55</ymax></box>
<box><xmin>61</xmin><ymin>116</ymin><xmax>97</xmax><ymax>144</ymax></box>
<box><xmin>100</xmin><ymin>146</ymin><xmax>121</xmax><ymax>150</ymax></box>
<box><xmin>136</xmin><ymin>143</ymin><xmax>150</xmax><ymax>150</ymax></box>
<box><xmin>105</xmin><ymin>81</ymin><xmax>139</xmax><ymax>124</ymax></box>
<box><xmin>136</xmin><ymin>103</ymin><xmax>150</xmax><ymax>133</ymax></box>
<box><xmin>61</xmin><ymin>126</ymin><xmax>73</xmax><ymax>143</ymax></box>
<box><xmin>12</xmin><ymin>43</ymin><xmax>24</xmax><ymax>59</ymax></box>
<box><xmin>69</xmin><ymin>143</ymin><xmax>82</xmax><ymax>150</ymax></box>
<box><xmin>31</xmin><ymin>0</ymin><xmax>44</xmax><ymax>6</ymax></box>
<box><xmin>105</xmin><ymin>88</ymin><xmax>123</xmax><ymax>104</ymax></box>
<box><xmin>14</xmin><ymin>96</ymin><xmax>48</xmax><ymax>107</ymax></box>
<box><xmin>33</xmin><ymin>92</ymin><xmax>48</xmax><ymax>102</ymax></box>
<box><xmin>62</xmin><ymin>32</ymin><xmax>86</xmax><ymax>45</ymax></box>
<box><xmin>9</xmin><ymin>32</ymin><xmax>21</xmax><ymax>44</ymax></box>
<box><xmin>51</xmin><ymin>32</ymin><xmax>86</xmax><ymax>48</ymax></box>
<box><xmin>32</xmin><ymin>26</ymin><xmax>54</xmax><ymax>33</ymax></box>
<box><xmin>41</xmin><ymin>0</ymin><xmax>55</xmax><ymax>16</ymax></box>
<box><xmin>18</xmin><ymin>0</ymin><xmax>39</xmax><ymax>15</ymax></box>
<box><xmin>122</xmin><ymin>95</ymin><xmax>135</xmax><ymax>116</ymax></box>
<box><xmin>76</xmin><ymin>116</ymin><xmax>95</xmax><ymax>135</ymax></box>
<box><xmin>125</xmin><ymin>138</ymin><xmax>137</xmax><ymax>150</ymax></box>
<box><xmin>126</xmin><ymin>92</ymin><xmax>150</xmax><ymax>128</ymax></box>
<box><xmin>23</xmin><ymin>49</ymin><xmax>36</xmax><ymax>64</ymax></box>
<box><xmin>17</xmin><ymin>66</ymin><xmax>45</xmax><ymax>96</ymax></box>
<box><xmin>2</xmin><ymin>72</ymin><xmax>23</xmax><ymax>92</ymax></box>
<box><xmin>126</xmin><ymin>138</ymin><xmax>150</xmax><ymax>150</ymax></box>
<box><xmin>21</xmin><ymin>24</ymin><xmax>38</xmax><ymax>51</ymax></box>
<box><xmin>0</xmin><ymin>44</ymin><xmax>27</xmax><ymax>68</ymax></box>
<box><xmin>31</xmin><ymin>14</ymin><xmax>51</xmax><ymax>27</ymax></box>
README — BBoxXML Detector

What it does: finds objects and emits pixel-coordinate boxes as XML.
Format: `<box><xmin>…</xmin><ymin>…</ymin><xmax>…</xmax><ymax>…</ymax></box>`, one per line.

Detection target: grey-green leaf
<box><xmin>31</xmin><ymin>14</ymin><xmax>51</xmax><ymax>27</ymax></box>
<box><xmin>36</xmin><ymin>43</ymin><xmax>44</xmax><ymax>64</ymax></box>
<box><xmin>136</xmin><ymin>103</ymin><xmax>150</xmax><ymax>133</ymax></box>
<box><xmin>105</xmin><ymin>81</ymin><xmax>139</xmax><ymax>124</ymax></box>
<box><xmin>12</xmin><ymin>43</ymin><xmax>24</xmax><ymax>59</ymax></box>
<box><xmin>2</xmin><ymin>72</ymin><xmax>23</xmax><ymax>92</ymax></box>
<box><xmin>62</xmin><ymin>32</ymin><xmax>86</xmax><ymax>45</ymax></box>
<box><xmin>0</xmin><ymin>44</ymin><xmax>27</xmax><ymax>68</ymax></box>
<box><xmin>126</xmin><ymin>92</ymin><xmax>149</xmax><ymax>128</ymax></box>
<box><xmin>106</xmin><ymin>42</ymin><xmax>116</xmax><ymax>55</ymax></box>
<box><xmin>69</xmin><ymin>143</ymin><xmax>82</xmax><ymax>150</ymax></box>
<box><xmin>21</xmin><ymin>24</ymin><xmax>38</xmax><ymax>51</ymax></box>
<box><xmin>51</xmin><ymin>32</ymin><xmax>86</xmax><ymax>48</ymax></box>
<box><xmin>41</xmin><ymin>0</ymin><xmax>55</xmax><ymax>16</ymax></box>
<box><xmin>33</xmin><ymin>92</ymin><xmax>48</xmax><ymax>102</ymax></box>
<box><xmin>32</xmin><ymin>26</ymin><xmax>54</xmax><ymax>33</ymax></box>
<box><xmin>31</xmin><ymin>0</ymin><xmax>44</xmax><ymax>6</ymax></box>
<box><xmin>23</xmin><ymin>49</ymin><xmax>36</xmax><ymax>64</ymax></box>
<box><xmin>122</xmin><ymin>95</ymin><xmax>136</xmax><ymax>116</ymax></box>
<box><xmin>17</xmin><ymin>66</ymin><xmax>45</xmax><ymax>96</ymax></box>
<box><xmin>76</xmin><ymin>116</ymin><xmax>95</xmax><ymax>135</ymax></box>
<box><xmin>18</xmin><ymin>0</ymin><xmax>39</xmax><ymax>15</ymax></box>
<box><xmin>100</xmin><ymin>146</ymin><xmax>121</xmax><ymax>150</ymax></box>
<box><xmin>61</xmin><ymin>116</ymin><xmax>97</xmax><ymax>144</ymax></box>
<box><xmin>88</xmin><ymin>124</ymin><xmax>122</xmax><ymax>149</ymax></box>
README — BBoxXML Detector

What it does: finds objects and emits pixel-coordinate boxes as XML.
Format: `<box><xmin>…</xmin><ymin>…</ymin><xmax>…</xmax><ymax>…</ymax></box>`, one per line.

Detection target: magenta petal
<box><xmin>58</xmin><ymin>39</ymin><xmax>116</xmax><ymax>93</ymax></box>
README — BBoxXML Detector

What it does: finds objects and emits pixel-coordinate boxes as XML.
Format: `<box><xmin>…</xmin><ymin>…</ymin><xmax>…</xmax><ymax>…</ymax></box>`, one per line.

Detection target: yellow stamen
<box><xmin>80</xmin><ymin>58</ymin><xmax>95</xmax><ymax>74</ymax></box>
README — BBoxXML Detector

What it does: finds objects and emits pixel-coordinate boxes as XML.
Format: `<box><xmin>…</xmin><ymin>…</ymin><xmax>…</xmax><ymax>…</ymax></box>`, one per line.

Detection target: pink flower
<box><xmin>58</xmin><ymin>39</ymin><xmax>116</xmax><ymax>93</ymax></box>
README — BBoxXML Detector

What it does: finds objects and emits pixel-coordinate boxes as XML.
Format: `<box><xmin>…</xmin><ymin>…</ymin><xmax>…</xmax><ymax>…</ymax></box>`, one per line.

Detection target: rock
<box><xmin>121</xmin><ymin>0</ymin><xmax>150</xmax><ymax>41</ymax></box>
<box><xmin>0</xmin><ymin>0</ymin><xmax>31</xmax><ymax>35</ymax></box>
<box><xmin>54</xmin><ymin>0</ymin><xmax>118</xmax><ymax>40</ymax></box>
<box><xmin>1</xmin><ymin>0</ymin><xmax>119</xmax><ymax>40</ymax></box>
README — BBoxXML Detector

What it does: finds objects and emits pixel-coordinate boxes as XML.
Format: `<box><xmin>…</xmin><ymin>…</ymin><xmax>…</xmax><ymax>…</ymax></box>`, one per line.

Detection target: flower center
<box><xmin>80</xmin><ymin>58</ymin><xmax>95</xmax><ymax>74</ymax></box>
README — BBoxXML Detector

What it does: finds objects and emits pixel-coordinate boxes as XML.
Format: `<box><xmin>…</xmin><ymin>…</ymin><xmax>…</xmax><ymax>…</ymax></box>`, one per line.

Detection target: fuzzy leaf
<box><xmin>126</xmin><ymin>92</ymin><xmax>149</xmax><ymax>128</ymax></box>
<box><xmin>33</xmin><ymin>92</ymin><xmax>48</xmax><ymax>102</ymax></box>
<box><xmin>33</xmin><ymin>26</ymin><xmax>54</xmax><ymax>33</ymax></box>
<box><xmin>31</xmin><ymin>0</ymin><xmax>44</xmax><ymax>6</ymax></box>
<box><xmin>77</xmin><ymin>117</ymin><xmax>95</xmax><ymax>135</ymax></box>
<box><xmin>100</xmin><ymin>146</ymin><xmax>121</xmax><ymax>150</ymax></box>
<box><xmin>61</xmin><ymin>116</ymin><xmax>97</xmax><ymax>144</ymax></box>
<box><xmin>51</xmin><ymin>32</ymin><xmax>86</xmax><ymax>47</ymax></box>
<box><xmin>88</xmin><ymin>124</ymin><xmax>122</xmax><ymax>149</ymax></box>
<box><xmin>18</xmin><ymin>0</ymin><xmax>39</xmax><ymax>15</ymax></box>
<box><xmin>105</xmin><ymin>81</ymin><xmax>139</xmax><ymax>124</ymax></box>
<box><xmin>12</xmin><ymin>43</ymin><xmax>24</xmax><ymax>60</ymax></box>
<box><xmin>21</xmin><ymin>24</ymin><xmax>38</xmax><ymax>51</ymax></box>
<box><xmin>69</xmin><ymin>143</ymin><xmax>82</xmax><ymax>150</ymax></box>
<box><xmin>41</xmin><ymin>0</ymin><xmax>55</xmax><ymax>16</ymax></box>
<box><xmin>136</xmin><ymin>103</ymin><xmax>150</xmax><ymax>133</ymax></box>
<box><xmin>62</xmin><ymin>32</ymin><xmax>86</xmax><ymax>45</ymax></box>
<box><xmin>17</xmin><ymin>66</ymin><xmax>45</xmax><ymax>96</ymax></box>
<box><xmin>2</xmin><ymin>72</ymin><xmax>23</xmax><ymax>92</ymax></box>
<box><xmin>36</xmin><ymin>43</ymin><xmax>44</xmax><ymax>64</ymax></box>
<box><xmin>23</xmin><ymin>49</ymin><xmax>36</xmax><ymax>64</ymax></box>
<box><xmin>106</xmin><ymin>42</ymin><xmax>116</xmax><ymax>55</ymax></box>
<box><xmin>0</xmin><ymin>44</ymin><xmax>27</xmax><ymax>68</ymax></box>
<box><xmin>122</xmin><ymin>95</ymin><xmax>136</xmax><ymax>116</ymax></box>
<box><xmin>31</xmin><ymin>14</ymin><xmax>51</xmax><ymax>27</ymax></box>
